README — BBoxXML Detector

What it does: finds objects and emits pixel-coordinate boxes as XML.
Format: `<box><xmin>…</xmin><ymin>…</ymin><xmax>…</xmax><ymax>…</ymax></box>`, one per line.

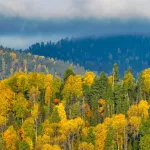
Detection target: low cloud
<box><xmin>0</xmin><ymin>17</ymin><xmax>150</xmax><ymax>36</ymax></box>
<box><xmin>1</xmin><ymin>19</ymin><xmax>150</xmax><ymax>49</ymax></box>
<box><xmin>0</xmin><ymin>35</ymin><xmax>64</xmax><ymax>49</ymax></box>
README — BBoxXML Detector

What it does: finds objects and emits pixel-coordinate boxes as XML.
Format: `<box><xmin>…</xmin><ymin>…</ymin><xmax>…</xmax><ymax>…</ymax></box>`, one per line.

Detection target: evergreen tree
<box><xmin>49</xmin><ymin>107</ymin><xmax>61</xmax><ymax>123</ymax></box>
<box><xmin>112</xmin><ymin>63</ymin><xmax>120</xmax><ymax>88</ymax></box>
<box><xmin>104</xmin><ymin>127</ymin><xmax>114</xmax><ymax>150</ymax></box>
<box><xmin>140</xmin><ymin>134</ymin><xmax>150</xmax><ymax>150</ymax></box>
<box><xmin>18</xmin><ymin>141</ymin><xmax>30</xmax><ymax>150</ymax></box>
<box><xmin>63</xmin><ymin>66</ymin><xmax>75</xmax><ymax>81</ymax></box>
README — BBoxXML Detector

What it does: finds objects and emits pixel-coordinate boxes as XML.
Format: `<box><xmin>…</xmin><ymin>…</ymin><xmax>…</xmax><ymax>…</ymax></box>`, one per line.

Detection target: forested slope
<box><xmin>27</xmin><ymin>35</ymin><xmax>150</xmax><ymax>75</ymax></box>
<box><xmin>0</xmin><ymin>65</ymin><xmax>150</xmax><ymax>149</ymax></box>
<box><xmin>0</xmin><ymin>48</ymin><xmax>85</xmax><ymax>79</ymax></box>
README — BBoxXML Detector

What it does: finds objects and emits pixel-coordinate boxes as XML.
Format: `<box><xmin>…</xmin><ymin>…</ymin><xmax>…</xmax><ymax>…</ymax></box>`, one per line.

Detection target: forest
<box><xmin>0</xmin><ymin>63</ymin><xmax>150</xmax><ymax>150</ymax></box>
<box><xmin>27</xmin><ymin>35</ymin><xmax>150</xmax><ymax>75</ymax></box>
<box><xmin>0</xmin><ymin>48</ymin><xmax>85</xmax><ymax>79</ymax></box>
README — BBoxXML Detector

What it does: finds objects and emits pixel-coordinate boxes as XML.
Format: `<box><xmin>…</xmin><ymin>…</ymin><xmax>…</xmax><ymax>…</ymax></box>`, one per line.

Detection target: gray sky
<box><xmin>1</xmin><ymin>0</ymin><xmax>150</xmax><ymax>49</ymax></box>
<box><xmin>1</xmin><ymin>0</ymin><xmax>150</xmax><ymax>19</ymax></box>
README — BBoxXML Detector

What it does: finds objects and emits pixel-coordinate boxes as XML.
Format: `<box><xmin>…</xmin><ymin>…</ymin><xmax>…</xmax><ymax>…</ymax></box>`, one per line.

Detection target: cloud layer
<box><xmin>1</xmin><ymin>0</ymin><xmax>150</xmax><ymax>49</ymax></box>
<box><xmin>0</xmin><ymin>0</ymin><xmax>150</xmax><ymax>19</ymax></box>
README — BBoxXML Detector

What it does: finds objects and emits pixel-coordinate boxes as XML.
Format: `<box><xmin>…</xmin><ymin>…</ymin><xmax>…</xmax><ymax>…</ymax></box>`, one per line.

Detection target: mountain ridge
<box><xmin>0</xmin><ymin>47</ymin><xmax>85</xmax><ymax>79</ymax></box>
<box><xmin>27</xmin><ymin>35</ymin><xmax>150</xmax><ymax>76</ymax></box>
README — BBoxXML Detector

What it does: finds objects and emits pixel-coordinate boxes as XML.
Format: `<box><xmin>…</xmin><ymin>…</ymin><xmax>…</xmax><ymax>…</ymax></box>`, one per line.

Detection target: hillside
<box><xmin>0</xmin><ymin>48</ymin><xmax>85</xmax><ymax>79</ymax></box>
<box><xmin>0</xmin><ymin>65</ymin><xmax>150</xmax><ymax>149</ymax></box>
<box><xmin>27</xmin><ymin>35</ymin><xmax>150</xmax><ymax>75</ymax></box>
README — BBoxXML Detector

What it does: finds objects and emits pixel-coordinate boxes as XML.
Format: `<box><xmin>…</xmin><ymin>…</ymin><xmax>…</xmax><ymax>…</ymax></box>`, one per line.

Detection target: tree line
<box><xmin>27</xmin><ymin>35</ymin><xmax>150</xmax><ymax>75</ymax></box>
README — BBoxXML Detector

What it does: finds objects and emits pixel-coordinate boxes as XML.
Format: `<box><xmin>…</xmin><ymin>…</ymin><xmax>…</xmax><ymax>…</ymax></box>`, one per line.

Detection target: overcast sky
<box><xmin>1</xmin><ymin>0</ymin><xmax>150</xmax><ymax>49</ymax></box>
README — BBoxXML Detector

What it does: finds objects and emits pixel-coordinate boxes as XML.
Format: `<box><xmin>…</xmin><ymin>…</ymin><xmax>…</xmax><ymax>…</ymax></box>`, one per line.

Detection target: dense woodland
<box><xmin>0</xmin><ymin>48</ymin><xmax>85</xmax><ymax>79</ymax></box>
<box><xmin>0</xmin><ymin>63</ymin><xmax>150</xmax><ymax>150</ymax></box>
<box><xmin>27</xmin><ymin>35</ymin><xmax>150</xmax><ymax>75</ymax></box>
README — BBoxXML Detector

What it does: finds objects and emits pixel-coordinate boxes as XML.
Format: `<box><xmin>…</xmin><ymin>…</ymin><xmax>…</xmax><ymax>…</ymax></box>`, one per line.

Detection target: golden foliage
<box><xmin>25</xmin><ymin>137</ymin><xmax>33</xmax><ymax>150</ymax></box>
<box><xmin>129</xmin><ymin>116</ymin><xmax>141</xmax><ymax>137</ymax></box>
<box><xmin>44</xmin><ymin>74</ymin><xmax>53</xmax><ymax>88</ymax></box>
<box><xmin>42</xmin><ymin>144</ymin><xmax>60</xmax><ymax>150</ymax></box>
<box><xmin>62</xmin><ymin>117</ymin><xmax>83</xmax><ymax>135</ymax></box>
<box><xmin>56</xmin><ymin>103</ymin><xmax>67</xmax><ymax>123</ymax></box>
<box><xmin>44</xmin><ymin>86</ymin><xmax>52</xmax><ymax>104</ymax></box>
<box><xmin>78</xmin><ymin>142</ymin><xmax>94</xmax><ymax>150</ymax></box>
<box><xmin>108</xmin><ymin>75</ymin><xmax>113</xmax><ymax>85</ymax></box>
<box><xmin>31</xmin><ymin>103</ymin><xmax>39</xmax><ymax>119</ymax></box>
<box><xmin>84</xmin><ymin>72</ymin><xmax>95</xmax><ymax>86</ymax></box>
<box><xmin>128</xmin><ymin>100</ymin><xmax>149</xmax><ymax>119</ymax></box>
<box><xmin>3</xmin><ymin>126</ymin><xmax>18</xmax><ymax>150</ymax></box>
<box><xmin>94</xmin><ymin>124</ymin><xmax>107</xmax><ymax>150</ymax></box>
<box><xmin>0</xmin><ymin>82</ymin><xmax>14</xmax><ymax>116</ymax></box>
<box><xmin>122</xmin><ymin>71</ymin><xmax>134</xmax><ymax>90</ymax></box>
<box><xmin>142</xmin><ymin>68</ymin><xmax>150</xmax><ymax>94</ymax></box>
<box><xmin>62</xmin><ymin>75</ymin><xmax>83</xmax><ymax>100</ymax></box>
<box><xmin>36</xmin><ymin>135</ymin><xmax>50</xmax><ymax>150</ymax></box>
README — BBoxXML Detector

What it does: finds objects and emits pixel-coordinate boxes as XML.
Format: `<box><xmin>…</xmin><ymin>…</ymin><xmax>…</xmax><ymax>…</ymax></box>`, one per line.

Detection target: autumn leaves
<box><xmin>0</xmin><ymin>66</ymin><xmax>150</xmax><ymax>149</ymax></box>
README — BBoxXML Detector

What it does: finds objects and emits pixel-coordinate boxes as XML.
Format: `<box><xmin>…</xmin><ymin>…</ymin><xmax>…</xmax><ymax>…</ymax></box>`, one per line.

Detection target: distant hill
<box><xmin>27</xmin><ymin>35</ymin><xmax>150</xmax><ymax>76</ymax></box>
<box><xmin>0</xmin><ymin>47</ymin><xmax>85</xmax><ymax>79</ymax></box>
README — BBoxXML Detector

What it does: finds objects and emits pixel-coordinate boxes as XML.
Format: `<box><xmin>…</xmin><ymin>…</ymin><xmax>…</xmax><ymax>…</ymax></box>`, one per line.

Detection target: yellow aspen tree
<box><xmin>44</xmin><ymin>85</ymin><xmax>53</xmax><ymax>116</ymax></box>
<box><xmin>111</xmin><ymin>114</ymin><xmax>127</xmax><ymax>150</ymax></box>
<box><xmin>44</xmin><ymin>74</ymin><xmax>53</xmax><ymax>88</ymax></box>
<box><xmin>31</xmin><ymin>103</ymin><xmax>39</xmax><ymax>141</ymax></box>
<box><xmin>62</xmin><ymin>75</ymin><xmax>83</xmax><ymax>103</ymax></box>
<box><xmin>28</xmin><ymin>72</ymin><xmax>44</xmax><ymax>90</ymax></box>
<box><xmin>31</xmin><ymin>103</ymin><xmax>39</xmax><ymax>119</ymax></box>
<box><xmin>0</xmin><ymin>82</ymin><xmax>14</xmax><ymax>127</ymax></box>
<box><xmin>35</xmin><ymin>135</ymin><xmax>50</xmax><ymax>150</ymax></box>
<box><xmin>108</xmin><ymin>75</ymin><xmax>113</xmax><ymax>85</ymax></box>
<box><xmin>128</xmin><ymin>100</ymin><xmax>149</xmax><ymax>119</ymax></box>
<box><xmin>29</xmin><ymin>86</ymin><xmax>40</xmax><ymax>103</ymax></box>
<box><xmin>142</xmin><ymin>68</ymin><xmax>150</xmax><ymax>97</ymax></box>
<box><xmin>84</xmin><ymin>72</ymin><xmax>95</xmax><ymax>87</ymax></box>
<box><xmin>122</xmin><ymin>71</ymin><xmax>135</xmax><ymax>91</ymax></box>
<box><xmin>73</xmin><ymin>75</ymin><xmax>83</xmax><ymax>98</ymax></box>
<box><xmin>3</xmin><ymin>126</ymin><xmax>18</xmax><ymax>150</ymax></box>
<box><xmin>78</xmin><ymin>142</ymin><xmax>94</xmax><ymax>150</ymax></box>
<box><xmin>62</xmin><ymin>75</ymin><xmax>74</xmax><ymax>101</ymax></box>
<box><xmin>129</xmin><ymin>116</ymin><xmax>141</xmax><ymax>137</ymax></box>
<box><xmin>42</xmin><ymin>120</ymin><xmax>53</xmax><ymax>137</ymax></box>
<box><xmin>41</xmin><ymin>144</ymin><xmax>60</xmax><ymax>150</ymax></box>
<box><xmin>48</xmin><ymin>123</ymin><xmax>66</xmax><ymax>146</ymax></box>
<box><xmin>10</xmin><ymin>52</ymin><xmax>16</xmax><ymax>72</ymax></box>
<box><xmin>45</xmin><ymin>86</ymin><xmax>52</xmax><ymax>105</ymax></box>
<box><xmin>62</xmin><ymin>117</ymin><xmax>83</xmax><ymax>150</ymax></box>
<box><xmin>16</xmin><ymin>74</ymin><xmax>29</xmax><ymax>93</ymax></box>
<box><xmin>98</xmin><ymin>98</ymin><xmax>106</xmax><ymax>118</ymax></box>
<box><xmin>138</xmin><ymin>100</ymin><xmax>149</xmax><ymax>119</ymax></box>
<box><xmin>56</xmin><ymin>103</ymin><xmax>67</xmax><ymax>123</ymax></box>
<box><xmin>128</xmin><ymin>105</ymin><xmax>139</xmax><ymax>118</ymax></box>
<box><xmin>10</xmin><ymin>52</ymin><xmax>16</xmax><ymax>61</ymax></box>
<box><xmin>37</xmin><ymin>73</ymin><xmax>45</xmax><ymax>89</ymax></box>
<box><xmin>94</xmin><ymin>123</ymin><xmax>107</xmax><ymax>150</ymax></box>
